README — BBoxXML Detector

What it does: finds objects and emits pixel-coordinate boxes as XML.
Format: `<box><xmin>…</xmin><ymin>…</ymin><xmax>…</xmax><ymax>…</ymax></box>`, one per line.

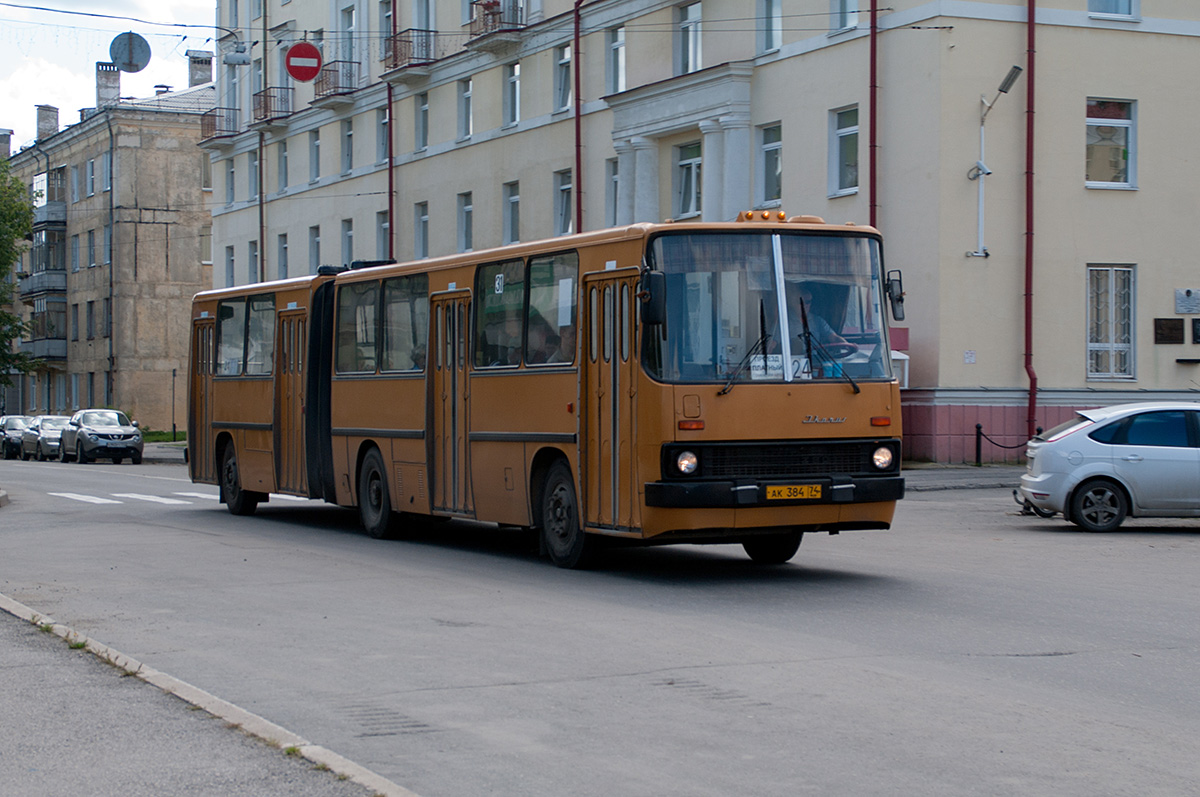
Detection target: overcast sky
<box><xmin>1</xmin><ymin>0</ymin><xmax>214</xmax><ymax>150</ymax></box>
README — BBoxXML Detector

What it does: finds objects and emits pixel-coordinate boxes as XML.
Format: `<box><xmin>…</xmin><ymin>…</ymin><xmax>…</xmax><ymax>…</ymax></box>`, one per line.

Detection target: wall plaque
<box><xmin>1176</xmin><ymin>289</ymin><xmax>1200</xmax><ymax>314</ymax></box>
<box><xmin>1155</xmin><ymin>318</ymin><xmax>1184</xmax><ymax>344</ymax></box>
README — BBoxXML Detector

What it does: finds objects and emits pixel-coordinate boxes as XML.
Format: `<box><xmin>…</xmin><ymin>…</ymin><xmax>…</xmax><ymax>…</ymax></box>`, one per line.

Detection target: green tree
<box><xmin>0</xmin><ymin>159</ymin><xmax>39</xmax><ymax>387</ymax></box>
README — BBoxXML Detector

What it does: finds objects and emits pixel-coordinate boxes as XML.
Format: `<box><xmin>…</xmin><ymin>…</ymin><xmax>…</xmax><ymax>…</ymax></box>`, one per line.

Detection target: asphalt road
<box><xmin>2</xmin><ymin>459</ymin><xmax>1198</xmax><ymax>796</ymax></box>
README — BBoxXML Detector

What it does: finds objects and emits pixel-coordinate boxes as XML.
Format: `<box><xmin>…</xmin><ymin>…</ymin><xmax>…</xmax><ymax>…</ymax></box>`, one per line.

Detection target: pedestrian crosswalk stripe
<box><xmin>112</xmin><ymin>493</ymin><xmax>193</xmax><ymax>505</ymax></box>
<box><xmin>49</xmin><ymin>492</ymin><xmax>123</xmax><ymax>504</ymax></box>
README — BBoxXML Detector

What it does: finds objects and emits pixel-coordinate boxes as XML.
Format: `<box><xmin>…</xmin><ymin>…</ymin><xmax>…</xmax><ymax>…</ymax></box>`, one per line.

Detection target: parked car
<box><xmin>20</xmin><ymin>415</ymin><xmax>71</xmax><ymax>461</ymax></box>
<box><xmin>60</xmin><ymin>408</ymin><xmax>144</xmax><ymax>464</ymax></box>
<box><xmin>2</xmin><ymin>415</ymin><xmax>30</xmax><ymax>459</ymax></box>
<box><xmin>1018</xmin><ymin>401</ymin><xmax>1200</xmax><ymax>532</ymax></box>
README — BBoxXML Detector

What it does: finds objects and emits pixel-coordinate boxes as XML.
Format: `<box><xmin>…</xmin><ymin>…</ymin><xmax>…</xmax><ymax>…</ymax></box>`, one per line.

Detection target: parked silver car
<box><xmin>1018</xmin><ymin>401</ymin><xmax>1200</xmax><ymax>532</ymax></box>
<box><xmin>2</xmin><ymin>415</ymin><xmax>30</xmax><ymax>459</ymax></box>
<box><xmin>60</xmin><ymin>408</ymin><xmax>144</xmax><ymax>464</ymax></box>
<box><xmin>19</xmin><ymin>415</ymin><xmax>71</xmax><ymax>461</ymax></box>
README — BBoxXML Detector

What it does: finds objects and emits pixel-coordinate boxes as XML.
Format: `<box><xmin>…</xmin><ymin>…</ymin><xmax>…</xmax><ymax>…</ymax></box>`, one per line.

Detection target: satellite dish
<box><xmin>110</xmin><ymin>32</ymin><xmax>151</xmax><ymax>73</ymax></box>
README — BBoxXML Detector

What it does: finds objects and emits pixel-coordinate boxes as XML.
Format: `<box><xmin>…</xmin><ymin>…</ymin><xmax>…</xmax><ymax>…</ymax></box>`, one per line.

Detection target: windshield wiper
<box><xmin>796</xmin><ymin>295</ymin><xmax>860</xmax><ymax>394</ymax></box>
<box><xmin>719</xmin><ymin>301</ymin><xmax>769</xmax><ymax>396</ymax></box>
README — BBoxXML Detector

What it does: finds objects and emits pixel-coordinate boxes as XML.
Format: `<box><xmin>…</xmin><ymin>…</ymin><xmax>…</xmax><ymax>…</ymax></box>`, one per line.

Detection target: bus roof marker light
<box><xmin>678</xmin><ymin>420</ymin><xmax>704</xmax><ymax>431</ymax></box>
<box><xmin>871</xmin><ymin>416</ymin><xmax>891</xmax><ymax>426</ymax></box>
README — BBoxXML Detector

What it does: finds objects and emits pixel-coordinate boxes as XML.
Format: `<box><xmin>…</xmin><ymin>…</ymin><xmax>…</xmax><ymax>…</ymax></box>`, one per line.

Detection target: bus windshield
<box><xmin>644</xmin><ymin>231</ymin><xmax>894</xmax><ymax>385</ymax></box>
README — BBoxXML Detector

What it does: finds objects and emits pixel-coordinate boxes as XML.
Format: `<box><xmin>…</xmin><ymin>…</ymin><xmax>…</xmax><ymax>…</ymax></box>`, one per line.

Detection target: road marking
<box><xmin>270</xmin><ymin>494</ymin><xmax>311</xmax><ymax>502</ymax></box>
<box><xmin>49</xmin><ymin>492</ymin><xmax>123</xmax><ymax>504</ymax></box>
<box><xmin>112</xmin><ymin>493</ymin><xmax>193</xmax><ymax>505</ymax></box>
<box><xmin>174</xmin><ymin>492</ymin><xmax>220</xmax><ymax>500</ymax></box>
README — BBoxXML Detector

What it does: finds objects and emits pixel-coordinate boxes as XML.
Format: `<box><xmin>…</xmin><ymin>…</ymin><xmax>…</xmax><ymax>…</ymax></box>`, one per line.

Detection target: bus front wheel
<box><xmin>540</xmin><ymin>461</ymin><xmax>594</xmax><ymax>569</ymax></box>
<box><xmin>221</xmin><ymin>444</ymin><xmax>260</xmax><ymax>516</ymax></box>
<box><xmin>742</xmin><ymin>531</ymin><xmax>803</xmax><ymax>564</ymax></box>
<box><xmin>358</xmin><ymin>448</ymin><xmax>395</xmax><ymax>539</ymax></box>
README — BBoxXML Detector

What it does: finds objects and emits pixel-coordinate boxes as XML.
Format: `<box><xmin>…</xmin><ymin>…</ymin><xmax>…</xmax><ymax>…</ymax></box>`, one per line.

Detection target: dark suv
<box><xmin>61</xmin><ymin>409</ymin><xmax>144</xmax><ymax>464</ymax></box>
<box><xmin>2</xmin><ymin>415</ymin><xmax>30</xmax><ymax>459</ymax></box>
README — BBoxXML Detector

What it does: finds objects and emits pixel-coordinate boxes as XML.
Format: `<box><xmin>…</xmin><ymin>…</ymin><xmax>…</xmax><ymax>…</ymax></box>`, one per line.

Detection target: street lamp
<box><xmin>967</xmin><ymin>65</ymin><xmax>1023</xmax><ymax>258</ymax></box>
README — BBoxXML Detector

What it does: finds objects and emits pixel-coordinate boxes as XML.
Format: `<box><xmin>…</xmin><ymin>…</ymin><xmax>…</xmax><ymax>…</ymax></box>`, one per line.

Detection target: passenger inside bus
<box><xmin>787</xmin><ymin>284</ymin><xmax>852</xmax><ymax>350</ymax></box>
<box><xmin>546</xmin><ymin>324</ymin><xmax>575</xmax><ymax>364</ymax></box>
<box><xmin>526</xmin><ymin>312</ymin><xmax>558</xmax><ymax>364</ymax></box>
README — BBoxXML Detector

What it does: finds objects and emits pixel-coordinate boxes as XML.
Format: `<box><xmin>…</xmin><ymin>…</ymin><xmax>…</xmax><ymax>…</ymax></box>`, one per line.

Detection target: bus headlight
<box><xmin>676</xmin><ymin>450</ymin><xmax>699</xmax><ymax>475</ymax></box>
<box><xmin>872</xmin><ymin>446</ymin><xmax>894</xmax><ymax>470</ymax></box>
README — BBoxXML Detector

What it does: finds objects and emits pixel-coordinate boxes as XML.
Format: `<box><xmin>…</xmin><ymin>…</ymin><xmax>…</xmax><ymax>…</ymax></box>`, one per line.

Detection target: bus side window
<box><xmin>382</xmin><ymin>274</ymin><xmax>429</xmax><ymax>371</ymax></box>
<box><xmin>474</xmin><ymin>260</ymin><xmax>525</xmax><ymax>367</ymax></box>
<box><xmin>245</xmin><ymin>293</ymin><xmax>276</xmax><ymax>375</ymax></box>
<box><xmin>527</xmin><ymin>251</ymin><xmax>577</xmax><ymax>366</ymax></box>
<box><xmin>335</xmin><ymin>281</ymin><xmax>379</xmax><ymax>374</ymax></box>
<box><xmin>216</xmin><ymin>298</ymin><xmax>246</xmax><ymax>375</ymax></box>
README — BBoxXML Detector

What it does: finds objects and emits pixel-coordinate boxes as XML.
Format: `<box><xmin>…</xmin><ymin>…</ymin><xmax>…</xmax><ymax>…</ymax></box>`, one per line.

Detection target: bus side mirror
<box><xmin>639</xmin><ymin>271</ymin><xmax>666</xmax><ymax>326</ymax></box>
<box><xmin>886</xmin><ymin>270</ymin><xmax>905</xmax><ymax>322</ymax></box>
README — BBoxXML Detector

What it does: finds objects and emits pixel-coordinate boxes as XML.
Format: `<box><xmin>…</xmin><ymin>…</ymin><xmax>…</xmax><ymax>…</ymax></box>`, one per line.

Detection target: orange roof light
<box><xmin>678</xmin><ymin>420</ymin><xmax>705</xmax><ymax>431</ymax></box>
<box><xmin>870</xmin><ymin>416</ymin><xmax>892</xmax><ymax>427</ymax></box>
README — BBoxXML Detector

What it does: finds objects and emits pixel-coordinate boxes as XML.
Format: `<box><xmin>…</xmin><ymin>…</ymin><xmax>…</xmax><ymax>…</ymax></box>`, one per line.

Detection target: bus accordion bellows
<box><xmin>188</xmin><ymin>214</ymin><xmax>906</xmax><ymax>568</ymax></box>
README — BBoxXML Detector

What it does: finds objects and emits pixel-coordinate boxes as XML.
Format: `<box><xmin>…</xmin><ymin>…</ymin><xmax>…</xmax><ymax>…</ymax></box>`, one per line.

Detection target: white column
<box><xmin>632</xmin><ymin>136</ymin><xmax>658</xmax><ymax>223</ymax></box>
<box><xmin>699</xmin><ymin>119</ymin><xmax>724</xmax><ymax>222</ymax></box>
<box><xmin>614</xmin><ymin>139</ymin><xmax>636</xmax><ymax>226</ymax></box>
<box><xmin>721</xmin><ymin>115</ymin><xmax>752</xmax><ymax>221</ymax></box>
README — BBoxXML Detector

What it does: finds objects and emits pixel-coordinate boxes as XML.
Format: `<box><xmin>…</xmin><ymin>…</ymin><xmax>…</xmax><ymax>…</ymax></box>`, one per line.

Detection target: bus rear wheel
<box><xmin>742</xmin><ymin>531</ymin><xmax>803</xmax><ymax>564</ymax></box>
<box><xmin>540</xmin><ymin>460</ymin><xmax>594</xmax><ymax>569</ymax></box>
<box><xmin>358</xmin><ymin>448</ymin><xmax>395</xmax><ymax>539</ymax></box>
<box><xmin>221</xmin><ymin>444</ymin><xmax>260</xmax><ymax>516</ymax></box>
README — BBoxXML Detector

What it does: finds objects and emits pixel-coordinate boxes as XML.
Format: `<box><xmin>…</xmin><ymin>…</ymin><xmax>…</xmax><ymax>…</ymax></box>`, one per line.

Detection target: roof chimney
<box><xmin>155</xmin><ymin>85</ymin><xmax>171</xmax><ymax>96</ymax></box>
<box><xmin>96</xmin><ymin>62</ymin><xmax>120</xmax><ymax>108</ymax></box>
<box><xmin>187</xmin><ymin>50</ymin><xmax>213</xmax><ymax>88</ymax></box>
<box><xmin>0</xmin><ymin>129</ymin><xmax>11</xmax><ymax>158</ymax></box>
<box><xmin>36</xmin><ymin>105</ymin><xmax>59</xmax><ymax>140</ymax></box>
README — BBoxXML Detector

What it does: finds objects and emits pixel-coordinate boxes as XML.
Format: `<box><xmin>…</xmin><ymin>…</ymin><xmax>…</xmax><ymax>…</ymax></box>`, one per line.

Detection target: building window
<box><xmin>341</xmin><ymin>219</ymin><xmax>354</xmax><ymax>265</ymax></box>
<box><xmin>87</xmin><ymin>230</ymin><xmax>96</xmax><ymax>267</ymax></box>
<box><xmin>277</xmin><ymin>233</ymin><xmax>289</xmax><ymax>280</ymax></box>
<box><xmin>832</xmin><ymin>0</ymin><xmax>858</xmax><ymax>31</ymax></box>
<box><xmin>277</xmin><ymin>141</ymin><xmax>288</xmax><ymax>191</ymax></box>
<box><xmin>201</xmin><ymin>154</ymin><xmax>212</xmax><ymax>190</ymax></box>
<box><xmin>225</xmin><ymin>245</ymin><xmax>235</xmax><ymax>286</ymax></box>
<box><xmin>760</xmin><ymin>124</ymin><xmax>782</xmax><ymax>204</ymax></box>
<box><xmin>103</xmin><ymin>298</ymin><xmax>111</xmax><ymax>338</ymax></box>
<box><xmin>762</xmin><ymin>0</ymin><xmax>781</xmax><ymax>52</ymax></box>
<box><xmin>229</xmin><ymin>0</ymin><xmax>239</xmax><ymax>26</ymax></box>
<box><xmin>458</xmin><ymin>78</ymin><xmax>473</xmax><ymax>140</ymax></box>
<box><xmin>1087</xmin><ymin>265</ymin><xmax>1134</xmax><ymax>379</ymax></box>
<box><xmin>226</xmin><ymin>159</ymin><xmax>235</xmax><ymax>204</ymax></box>
<box><xmin>70</xmin><ymin>165</ymin><xmax>79</xmax><ymax>202</ymax></box>
<box><xmin>200</xmin><ymin>226</ymin><xmax>213</xmax><ymax>265</ymax></box>
<box><xmin>676</xmin><ymin>142</ymin><xmax>702</xmax><ymax>218</ymax></box>
<box><xmin>414</xmin><ymin>201</ymin><xmax>429</xmax><ymax>259</ymax></box>
<box><xmin>376</xmin><ymin>108</ymin><xmax>389</xmax><ymax>163</ymax></box>
<box><xmin>605</xmin><ymin>159</ymin><xmax>619</xmax><ymax>227</ymax></box>
<box><xmin>376</xmin><ymin>211</ymin><xmax>390</xmax><ymax>259</ymax></box>
<box><xmin>102</xmin><ymin>151</ymin><xmax>112</xmax><ymax>191</ymax></box>
<box><xmin>503</xmin><ymin>182</ymin><xmax>520</xmax><ymax>244</ymax></box>
<box><xmin>1087</xmin><ymin>99</ymin><xmax>1135</xmax><ymax>188</ymax></box>
<box><xmin>830</xmin><ymin>106</ymin><xmax>858</xmax><ymax>195</ymax></box>
<box><xmin>554</xmin><ymin>170</ymin><xmax>573</xmax><ymax>236</ymax></box>
<box><xmin>70</xmin><ymin>235</ymin><xmax>79</xmax><ymax>272</ymax></box>
<box><xmin>248</xmin><ymin>150</ymin><xmax>259</xmax><ymax>198</ymax></box>
<box><xmin>1089</xmin><ymin>0</ymin><xmax>1135</xmax><ymax>17</ymax></box>
<box><xmin>86</xmin><ymin>301</ymin><xmax>95</xmax><ymax>339</ymax></box>
<box><xmin>341</xmin><ymin>5</ymin><xmax>357</xmax><ymax>63</ymax></box>
<box><xmin>503</xmin><ymin>63</ymin><xmax>520</xmax><ymax>127</ymax></box>
<box><xmin>457</xmin><ymin>192</ymin><xmax>473</xmax><ymax>252</ymax></box>
<box><xmin>71</xmin><ymin>304</ymin><xmax>78</xmax><ymax>341</ymax></box>
<box><xmin>85</xmin><ymin>159</ymin><xmax>95</xmax><ymax>196</ymax></box>
<box><xmin>309</xmin><ymin>129</ymin><xmax>321</xmax><ymax>181</ymax></box>
<box><xmin>103</xmin><ymin>224</ymin><xmax>112</xmax><ymax>264</ymax></box>
<box><xmin>309</xmin><ymin>226</ymin><xmax>321</xmax><ymax>272</ymax></box>
<box><xmin>608</xmin><ymin>26</ymin><xmax>626</xmax><ymax>93</ymax></box>
<box><xmin>248</xmin><ymin>239</ymin><xmax>259</xmax><ymax>282</ymax></box>
<box><xmin>415</xmin><ymin>92</ymin><xmax>429</xmax><ymax>151</ymax></box>
<box><xmin>380</xmin><ymin>0</ymin><xmax>393</xmax><ymax>60</ymax></box>
<box><xmin>554</xmin><ymin>45</ymin><xmax>572</xmax><ymax>112</ymax></box>
<box><xmin>678</xmin><ymin>3</ymin><xmax>702</xmax><ymax>75</ymax></box>
<box><xmin>341</xmin><ymin>119</ymin><xmax>354</xmax><ymax>173</ymax></box>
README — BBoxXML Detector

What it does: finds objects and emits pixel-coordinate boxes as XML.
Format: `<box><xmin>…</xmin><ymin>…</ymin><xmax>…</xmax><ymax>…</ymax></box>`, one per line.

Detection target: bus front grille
<box><xmin>702</xmin><ymin>442</ymin><xmax>884</xmax><ymax>479</ymax></box>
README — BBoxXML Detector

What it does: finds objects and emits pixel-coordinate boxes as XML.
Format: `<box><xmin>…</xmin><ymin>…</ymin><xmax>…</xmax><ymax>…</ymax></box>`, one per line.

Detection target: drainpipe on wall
<box><xmin>869</xmin><ymin>0</ymin><xmax>878</xmax><ymax>229</ymax></box>
<box><xmin>105</xmin><ymin>113</ymin><xmax>116</xmax><ymax>406</ymax></box>
<box><xmin>573</xmin><ymin>0</ymin><xmax>584</xmax><ymax>233</ymax></box>
<box><xmin>1024</xmin><ymin>0</ymin><xmax>1038</xmax><ymax>439</ymax></box>
<box><xmin>387</xmin><ymin>3</ymin><xmax>396</xmax><ymax>260</ymax></box>
<box><xmin>258</xmin><ymin>131</ymin><xmax>266</xmax><ymax>282</ymax></box>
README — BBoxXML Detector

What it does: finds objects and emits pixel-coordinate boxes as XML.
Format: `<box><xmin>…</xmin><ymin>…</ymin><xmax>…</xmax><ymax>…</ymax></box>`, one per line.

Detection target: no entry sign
<box><xmin>285</xmin><ymin>42</ymin><xmax>323</xmax><ymax>83</ymax></box>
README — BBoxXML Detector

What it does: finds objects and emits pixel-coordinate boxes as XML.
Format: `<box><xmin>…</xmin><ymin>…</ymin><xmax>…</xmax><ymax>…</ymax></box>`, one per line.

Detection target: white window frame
<box><xmin>1087</xmin><ymin>265</ymin><xmax>1135</xmax><ymax>380</ymax></box>
<box><xmin>309</xmin><ymin>225</ymin><xmax>322</xmax><ymax>272</ymax></box>
<box><xmin>248</xmin><ymin>239</ymin><xmax>259</xmax><ymax>283</ymax></box>
<box><xmin>226</xmin><ymin>159</ymin><xmax>236</xmax><ymax>204</ymax></box>
<box><xmin>457</xmin><ymin>192</ymin><xmax>473</xmax><ymax>252</ymax></box>
<box><xmin>678</xmin><ymin>3</ymin><xmax>702</xmax><ymax>75</ymax></box>
<box><xmin>675</xmin><ymin>142</ymin><xmax>702</xmax><ymax>219</ymax></box>
<box><xmin>608</xmin><ymin>26</ymin><xmax>626</xmax><ymax>94</ymax></box>
<box><xmin>225</xmin><ymin>245</ymin><xmax>236</xmax><ymax>287</ymax></box>
<box><xmin>248</xmin><ymin>150</ymin><xmax>259</xmax><ymax>199</ymax></box>
<box><xmin>70</xmin><ymin>235</ymin><xmax>80</xmax><ymax>272</ymax></box>
<box><xmin>1086</xmin><ymin>98</ymin><xmax>1136</xmax><ymax>190</ymax></box>
<box><xmin>414</xmin><ymin>201</ymin><xmax>429</xmax><ymax>259</ymax></box>
<box><xmin>761</xmin><ymin>0</ymin><xmax>781</xmax><ymax>52</ymax></box>
<box><xmin>458</xmin><ymin>78</ymin><xmax>473</xmax><ymax>140</ymax></box>
<box><xmin>277</xmin><ymin>140</ymin><xmax>289</xmax><ymax>192</ymax></box>
<box><xmin>605</xmin><ymin>158</ymin><xmax>619</xmax><ymax>227</ymax></box>
<box><xmin>554</xmin><ymin>45</ymin><xmax>572</xmax><ymax>112</ymax></box>
<box><xmin>85</xmin><ymin>159</ymin><xmax>95</xmax><ymax>196</ymax></box>
<box><xmin>277</xmin><ymin>233</ymin><xmax>288</xmax><ymax>280</ymax></box>
<box><xmin>415</xmin><ymin>92</ymin><xmax>429</xmax><ymax>152</ymax></box>
<box><xmin>341</xmin><ymin>119</ymin><xmax>354</xmax><ymax>174</ymax></box>
<box><xmin>554</xmin><ymin>170</ymin><xmax>573</xmax><ymax>236</ymax></box>
<box><xmin>829</xmin><ymin>106</ymin><xmax>859</xmax><ymax>197</ymax></box>
<box><xmin>759</xmin><ymin>123</ymin><xmax>782</xmax><ymax>206</ymax></box>
<box><xmin>503</xmin><ymin>62</ymin><xmax>521</xmax><ymax>127</ymax></box>
<box><xmin>309</xmin><ymin>130</ymin><xmax>321</xmax><ymax>182</ymax></box>
<box><xmin>503</xmin><ymin>181</ymin><xmax>520</xmax><ymax>244</ymax></box>
<box><xmin>376</xmin><ymin>210</ymin><xmax>390</xmax><ymax>259</ymax></box>
<box><xmin>376</xmin><ymin>108</ymin><xmax>389</xmax><ymax>164</ymax></box>
<box><xmin>341</xmin><ymin>218</ymin><xmax>354</xmax><ymax>266</ymax></box>
<box><xmin>200</xmin><ymin>226</ymin><xmax>213</xmax><ymax>265</ymax></box>
<box><xmin>380</xmin><ymin>0</ymin><xmax>394</xmax><ymax>60</ymax></box>
<box><xmin>102</xmin><ymin>151</ymin><xmax>112</xmax><ymax>191</ymax></box>
<box><xmin>1088</xmin><ymin>0</ymin><xmax>1138</xmax><ymax>20</ymax></box>
<box><xmin>831</xmin><ymin>0</ymin><xmax>858</xmax><ymax>32</ymax></box>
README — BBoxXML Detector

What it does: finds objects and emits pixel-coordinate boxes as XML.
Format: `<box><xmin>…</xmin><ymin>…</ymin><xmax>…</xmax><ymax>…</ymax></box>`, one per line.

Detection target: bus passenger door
<box><xmin>582</xmin><ymin>271</ymin><xmax>640</xmax><ymax>531</ymax></box>
<box><xmin>189</xmin><ymin>319</ymin><xmax>215</xmax><ymax>483</ymax></box>
<box><xmin>274</xmin><ymin>310</ymin><xmax>307</xmax><ymax>495</ymax></box>
<box><xmin>428</xmin><ymin>291</ymin><xmax>474</xmax><ymax>516</ymax></box>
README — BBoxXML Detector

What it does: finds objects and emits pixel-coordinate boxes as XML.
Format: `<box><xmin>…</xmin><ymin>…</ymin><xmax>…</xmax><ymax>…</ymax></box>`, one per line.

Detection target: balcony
<box><xmin>19</xmin><ymin>269</ymin><xmax>66</xmax><ymax>300</ymax></box>
<box><xmin>20</xmin><ymin>336</ymin><xmax>67</xmax><ymax>362</ymax></box>
<box><xmin>467</xmin><ymin>0</ymin><xmax>525</xmax><ymax>53</ymax></box>
<box><xmin>201</xmin><ymin>107</ymin><xmax>240</xmax><ymax>143</ymax></box>
<box><xmin>383</xmin><ymin>30</ymin><xmax>469</xmax><ymax>84</ymax></box>
<box><xmin>313</xmin><ymin>61</ymin><xmax>359</xmax><ymax>108</ymax></box>
<box><xmin>251</xmin><ymin>87</ymin><xmax>293</xmax><ymax>130</ymax></box>
<box><xmin>21</xmin><ymin>309</ymin><xmax>68</xmax><ymax>362</ymax></box>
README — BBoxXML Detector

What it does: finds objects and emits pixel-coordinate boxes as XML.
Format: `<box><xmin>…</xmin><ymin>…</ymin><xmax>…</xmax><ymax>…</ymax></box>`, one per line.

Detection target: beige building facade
<box><xmin>5</xmin><ymin>60</ymin><xmax>215</xmax><ymax>433</ymax></box>
<box><xmin>205</xmin><ymin>0</ymin><xmax>1200</xmax><ymax>462</ymax></box>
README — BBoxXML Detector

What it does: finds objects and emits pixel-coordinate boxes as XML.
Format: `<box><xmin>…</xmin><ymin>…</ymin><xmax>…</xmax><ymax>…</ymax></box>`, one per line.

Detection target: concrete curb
<box><xmin>0</xmin><ymin>591</ymin><xmax>420</xmax><ymax>797</ymax></box>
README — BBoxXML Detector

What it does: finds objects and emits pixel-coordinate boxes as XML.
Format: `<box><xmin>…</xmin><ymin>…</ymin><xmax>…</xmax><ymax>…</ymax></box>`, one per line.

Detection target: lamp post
<box><xmin>967</xmin><ymin>65</ymin><xmax>1023</xmax><ymax>258</ymax></box>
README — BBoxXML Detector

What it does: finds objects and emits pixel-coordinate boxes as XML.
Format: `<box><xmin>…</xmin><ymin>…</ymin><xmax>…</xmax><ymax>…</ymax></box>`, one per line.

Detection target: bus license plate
<box><xmin>766</xmin><ymin>484</ymin><xmax>822</xmax><ymax>501</ymax></box>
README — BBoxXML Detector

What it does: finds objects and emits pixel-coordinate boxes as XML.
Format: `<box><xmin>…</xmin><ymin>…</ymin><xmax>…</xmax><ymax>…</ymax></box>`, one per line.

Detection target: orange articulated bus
<box><xmin>188</xmin><ymin>214</ymin><xmax>907</xmax><ymax>567</ymax></box>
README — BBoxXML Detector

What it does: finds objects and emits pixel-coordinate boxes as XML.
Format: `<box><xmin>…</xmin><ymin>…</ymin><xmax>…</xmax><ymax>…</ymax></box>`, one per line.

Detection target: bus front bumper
<box><xmin>644</xmin><ymin>475</ymin><xmax>905</xmax><ymax>509</ymax></box>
